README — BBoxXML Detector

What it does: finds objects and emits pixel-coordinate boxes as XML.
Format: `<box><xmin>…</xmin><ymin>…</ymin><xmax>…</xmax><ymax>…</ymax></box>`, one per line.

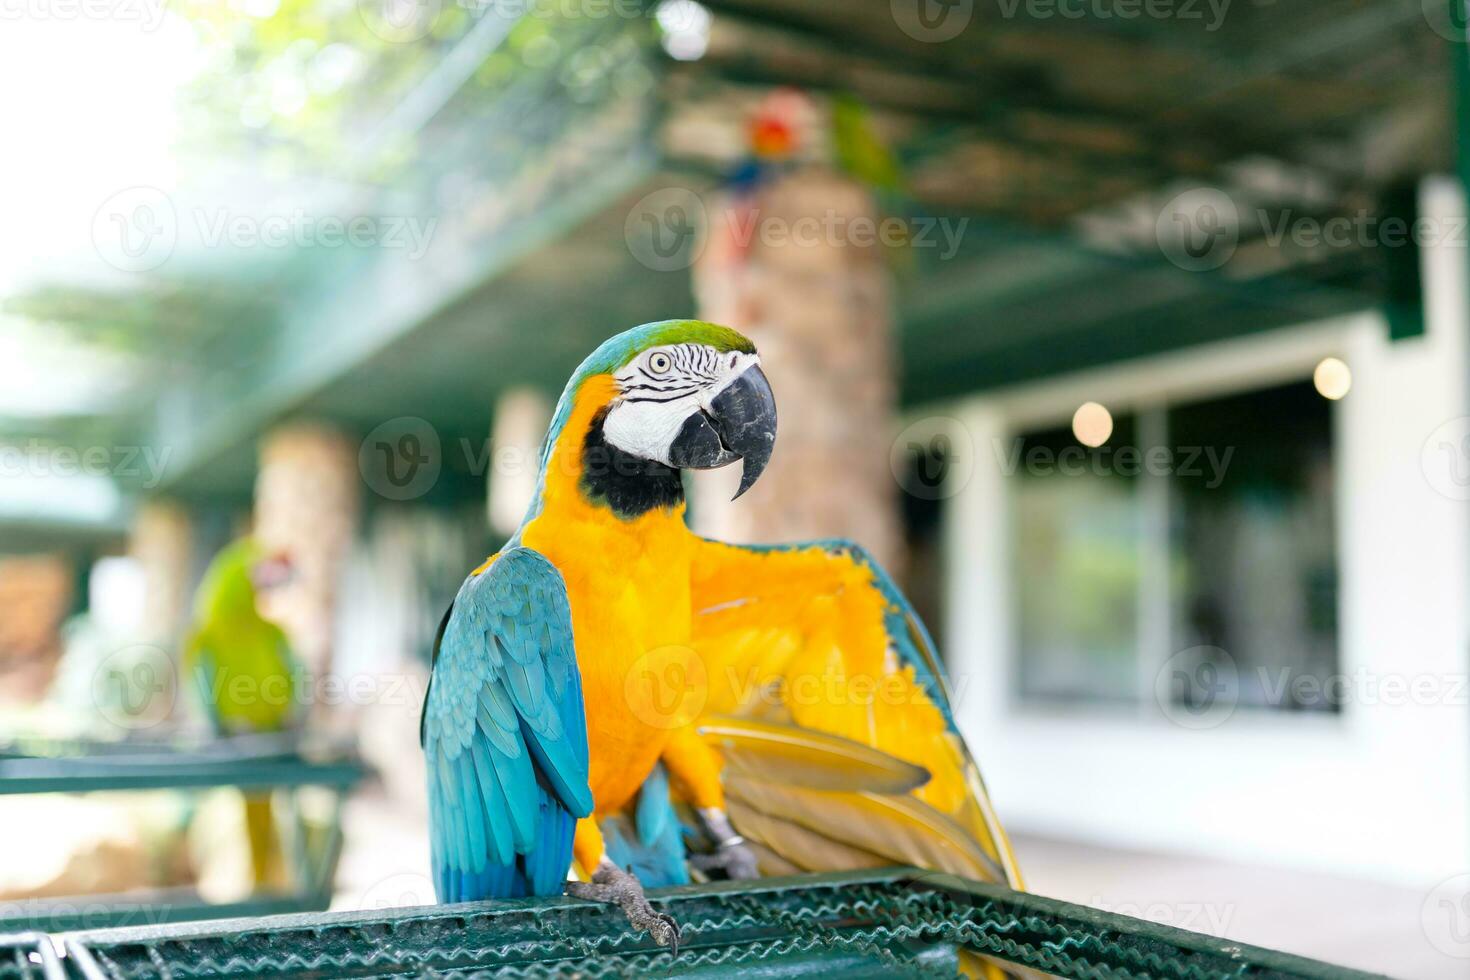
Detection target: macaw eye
<box><xmin>648</xmin><ymin>352</ymin><xmax>672</xmax><ymax>374</ymax></box>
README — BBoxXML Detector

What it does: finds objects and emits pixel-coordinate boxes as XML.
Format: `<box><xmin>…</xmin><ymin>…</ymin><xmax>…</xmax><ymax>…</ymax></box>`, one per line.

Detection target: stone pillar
<box><xmin>0</xmin><ymin>554</ymin><xmax>72</xmax><ymax>700</ymax></box>
<box><xmin>692</xmin><ymin>168</ymin><xmax>903</xmax><ymax>571</ymax></box>
<box><xmin>487</xmin><ymin>387</ymin><xmax>551</xmax><ymax>538</ymax></box>
<box><xmin>253</xmin><ymin>424</ymin><xmax>360</xmax><ymax>683</ymax></box>
<box><xmin>128</xmin><ymin>500</ymin><xmax>194</xmax><ymax>645</ymax></box>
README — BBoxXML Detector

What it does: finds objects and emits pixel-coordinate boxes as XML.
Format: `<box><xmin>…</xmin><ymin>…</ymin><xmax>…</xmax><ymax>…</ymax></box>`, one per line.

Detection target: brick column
<box><xmin>129</xmin><ymin>500</ymin><xmax>194</xmax><ymax>645</ymax></box>
<box><xmin>254</xmin><ymin>424</ymin><xmax>360</xmax><ymax>684</ymax></box>
<box><xmin>692</xmin><ymin>168</ymin><xmax>903</xmax><ymax>570</ymax></box>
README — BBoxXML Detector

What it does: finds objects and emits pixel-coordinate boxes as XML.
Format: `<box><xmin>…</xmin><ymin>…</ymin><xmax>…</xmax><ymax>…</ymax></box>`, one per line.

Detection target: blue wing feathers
<box><xmin>422</xmin><ymin>548</ymin><xmax>590</xmax><ymax>902</ymax></box>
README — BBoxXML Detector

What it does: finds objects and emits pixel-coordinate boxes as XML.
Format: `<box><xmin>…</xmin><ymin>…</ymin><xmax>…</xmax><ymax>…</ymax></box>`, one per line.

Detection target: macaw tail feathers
<box><xmin>243</xmin><ymin>792</ymin><xmax>284</xmax><ymax>889</ymax></box>
<box><xmin>602</xmin><ymin>764</ymin><xmax>689</xmax><ymax>889</ymax></box>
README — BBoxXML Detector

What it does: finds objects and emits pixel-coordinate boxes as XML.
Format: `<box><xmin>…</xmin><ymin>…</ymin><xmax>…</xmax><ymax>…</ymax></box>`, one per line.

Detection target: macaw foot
<box><xmin>690</xmin><ymin>806</ymin><xmax>760</xmax><ymax>880</ymax></box>
<box><xmin>567</xmin><ymin>860</ymin><xmax>681</xmax><ymax>953</ymax></box>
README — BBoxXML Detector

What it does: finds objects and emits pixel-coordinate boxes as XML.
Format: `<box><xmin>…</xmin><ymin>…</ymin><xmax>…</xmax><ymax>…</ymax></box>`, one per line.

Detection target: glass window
<box><xmin>1169</xmin><ymin>380</ymin><xmax>1338</xmax><ymax>712</ymax></box>
<box><xmin>1012</xmin><ymin>416</ymin><xmax>1141</xmax><ymax>704</ymax></box>
<box><xmin>1011</xmin><ymin>379</ymin><xmax>1338</xmax><ymax>713</ymax></box>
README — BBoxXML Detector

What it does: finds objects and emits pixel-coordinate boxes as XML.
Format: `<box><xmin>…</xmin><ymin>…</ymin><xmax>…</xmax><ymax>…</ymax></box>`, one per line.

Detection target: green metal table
<box><xmin>51</xmin><ymin>868</ymin><xmax>1385</xmax><ymax>979</ymax></box>
<box><xmin>0</xmin><ymin>737</ymin><xmax>365</xmax><ymax>933</ymax></box>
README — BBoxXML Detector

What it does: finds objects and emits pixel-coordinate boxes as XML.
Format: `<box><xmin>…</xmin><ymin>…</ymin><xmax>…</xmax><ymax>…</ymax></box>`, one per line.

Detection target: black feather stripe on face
<box><xmin>579</xmin><ymin>406</ymin><xmax>684</xmax><ymax>518</ymax></box>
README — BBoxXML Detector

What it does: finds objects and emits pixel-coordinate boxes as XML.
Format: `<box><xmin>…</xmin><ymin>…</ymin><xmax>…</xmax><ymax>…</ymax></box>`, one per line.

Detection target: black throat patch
<box><xmin>580</xmin><ymin>408</ymin><xmax>685</xmax><ymax>519</ymax></box>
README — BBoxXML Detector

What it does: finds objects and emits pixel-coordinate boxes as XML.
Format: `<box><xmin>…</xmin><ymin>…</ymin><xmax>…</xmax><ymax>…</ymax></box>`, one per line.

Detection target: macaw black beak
<box><xmin>667</xmin><ymin>364</ymin><xmax>777</xmax><ymax>499</ymax></box>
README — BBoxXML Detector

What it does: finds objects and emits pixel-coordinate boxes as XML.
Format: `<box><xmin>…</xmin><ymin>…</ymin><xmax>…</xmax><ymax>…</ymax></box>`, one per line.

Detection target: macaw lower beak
<box><xmin>667</xmin><ymin>364</ymin><xmax>777</xmax><ymax>499</ymax></box>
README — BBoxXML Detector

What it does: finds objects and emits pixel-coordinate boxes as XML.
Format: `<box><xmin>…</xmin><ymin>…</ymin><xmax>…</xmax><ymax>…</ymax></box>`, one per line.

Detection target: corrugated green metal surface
<box><xmin>59</xmin><ymin>869</ymin><xmax>1385</xmax><ymax>980</ymax></box>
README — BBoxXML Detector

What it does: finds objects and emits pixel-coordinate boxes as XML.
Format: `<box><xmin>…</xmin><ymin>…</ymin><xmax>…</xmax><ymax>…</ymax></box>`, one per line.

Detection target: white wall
<box><xmin>943</xmin><ymin>177</ymin><xmax>1470</xmax><ymax>887</ymax></box>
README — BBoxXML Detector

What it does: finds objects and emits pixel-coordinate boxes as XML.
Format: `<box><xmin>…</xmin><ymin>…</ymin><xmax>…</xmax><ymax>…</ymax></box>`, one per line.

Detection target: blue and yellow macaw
<box><xmin>421</xmin><ymin>320</ymin><xmax>1019</xmax><ymax>948</ymax></box>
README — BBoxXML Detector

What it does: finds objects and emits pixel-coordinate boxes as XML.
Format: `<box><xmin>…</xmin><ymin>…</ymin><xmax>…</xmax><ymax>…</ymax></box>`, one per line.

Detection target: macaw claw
<box><xmin>567</xmin><ymin>861</ymin><xmax>682</xmax><ymax>954</ymax></box>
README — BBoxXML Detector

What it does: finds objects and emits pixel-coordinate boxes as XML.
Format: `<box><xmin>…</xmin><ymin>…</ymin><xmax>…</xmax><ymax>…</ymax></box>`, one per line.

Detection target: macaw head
<box><xmin>560</xmin><ymin>319</ymin><xmax>777</xmax><ymax>500</ymax></box>
<box><xmin>194</xmin><ymin>537</ymin><xmax>293</xmax><ymax>622</ymax></box>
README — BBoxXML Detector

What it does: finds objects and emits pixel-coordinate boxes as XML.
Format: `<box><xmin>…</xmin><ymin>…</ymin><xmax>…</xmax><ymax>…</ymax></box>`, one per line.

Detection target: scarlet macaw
<box><xmin>421</xmin><ymin>320</ymin><xmax>1019</xmax><ymax>947</ymax></box>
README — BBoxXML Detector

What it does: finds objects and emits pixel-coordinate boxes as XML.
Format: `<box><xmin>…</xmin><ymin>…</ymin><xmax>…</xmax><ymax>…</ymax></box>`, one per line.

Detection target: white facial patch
<box><xmin>602</xmin><ymin>344</ymin><xmax>760</xmax><ymax>464</ymax></box>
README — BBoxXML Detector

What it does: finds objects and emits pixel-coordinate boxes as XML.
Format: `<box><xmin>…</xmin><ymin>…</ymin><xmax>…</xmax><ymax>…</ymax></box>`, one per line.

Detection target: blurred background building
<box><xmin>1</xmin><ymin>0</ymin><xmax>1467</xmax><ymax>975</ymax></box>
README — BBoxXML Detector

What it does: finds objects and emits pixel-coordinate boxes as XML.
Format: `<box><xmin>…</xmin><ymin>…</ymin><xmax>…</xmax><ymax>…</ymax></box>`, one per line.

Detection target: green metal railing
<box><xmin>52</xmin><ymin>868</ymin><xmax>1385</xmax><ymax>980</ymax></box>
<box><xmin>0</xmin><ymin>738</ymin><xmax>365</xmax><ymax>933</ymax></box>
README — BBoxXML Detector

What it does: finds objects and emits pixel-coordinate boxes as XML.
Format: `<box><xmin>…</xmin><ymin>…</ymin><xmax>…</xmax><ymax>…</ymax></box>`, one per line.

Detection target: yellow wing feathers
<box><xmin>688</xmin><ymin>539</ymin><xmax>1022</xmax><ymax>888</ymax></box>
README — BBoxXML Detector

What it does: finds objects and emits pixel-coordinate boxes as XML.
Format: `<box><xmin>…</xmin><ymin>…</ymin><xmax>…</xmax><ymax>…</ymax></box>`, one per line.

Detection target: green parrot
<box><xmin>184</xmin><ymin>537</ymin><xmax>298</xmax><ymax>888</ymax></box>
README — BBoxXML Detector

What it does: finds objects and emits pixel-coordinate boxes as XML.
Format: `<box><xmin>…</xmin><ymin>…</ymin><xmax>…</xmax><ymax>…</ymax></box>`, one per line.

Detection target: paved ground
<box><xmin>1013</xmin><ymin>833</ymin><xmax>1452</xmax><ymax>979</ymax></box>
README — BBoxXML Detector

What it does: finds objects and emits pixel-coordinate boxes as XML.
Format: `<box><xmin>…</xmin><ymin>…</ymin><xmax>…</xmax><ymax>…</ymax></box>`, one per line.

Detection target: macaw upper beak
<box><xmin>252</xmin><ymin>552</ymin><xmax>295</xmax><ymax>591</ymax></box>
<box><xmin>667</xmin><ymin>364</ymin><xmax>777</xmax><ymax>499</ymax></box>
